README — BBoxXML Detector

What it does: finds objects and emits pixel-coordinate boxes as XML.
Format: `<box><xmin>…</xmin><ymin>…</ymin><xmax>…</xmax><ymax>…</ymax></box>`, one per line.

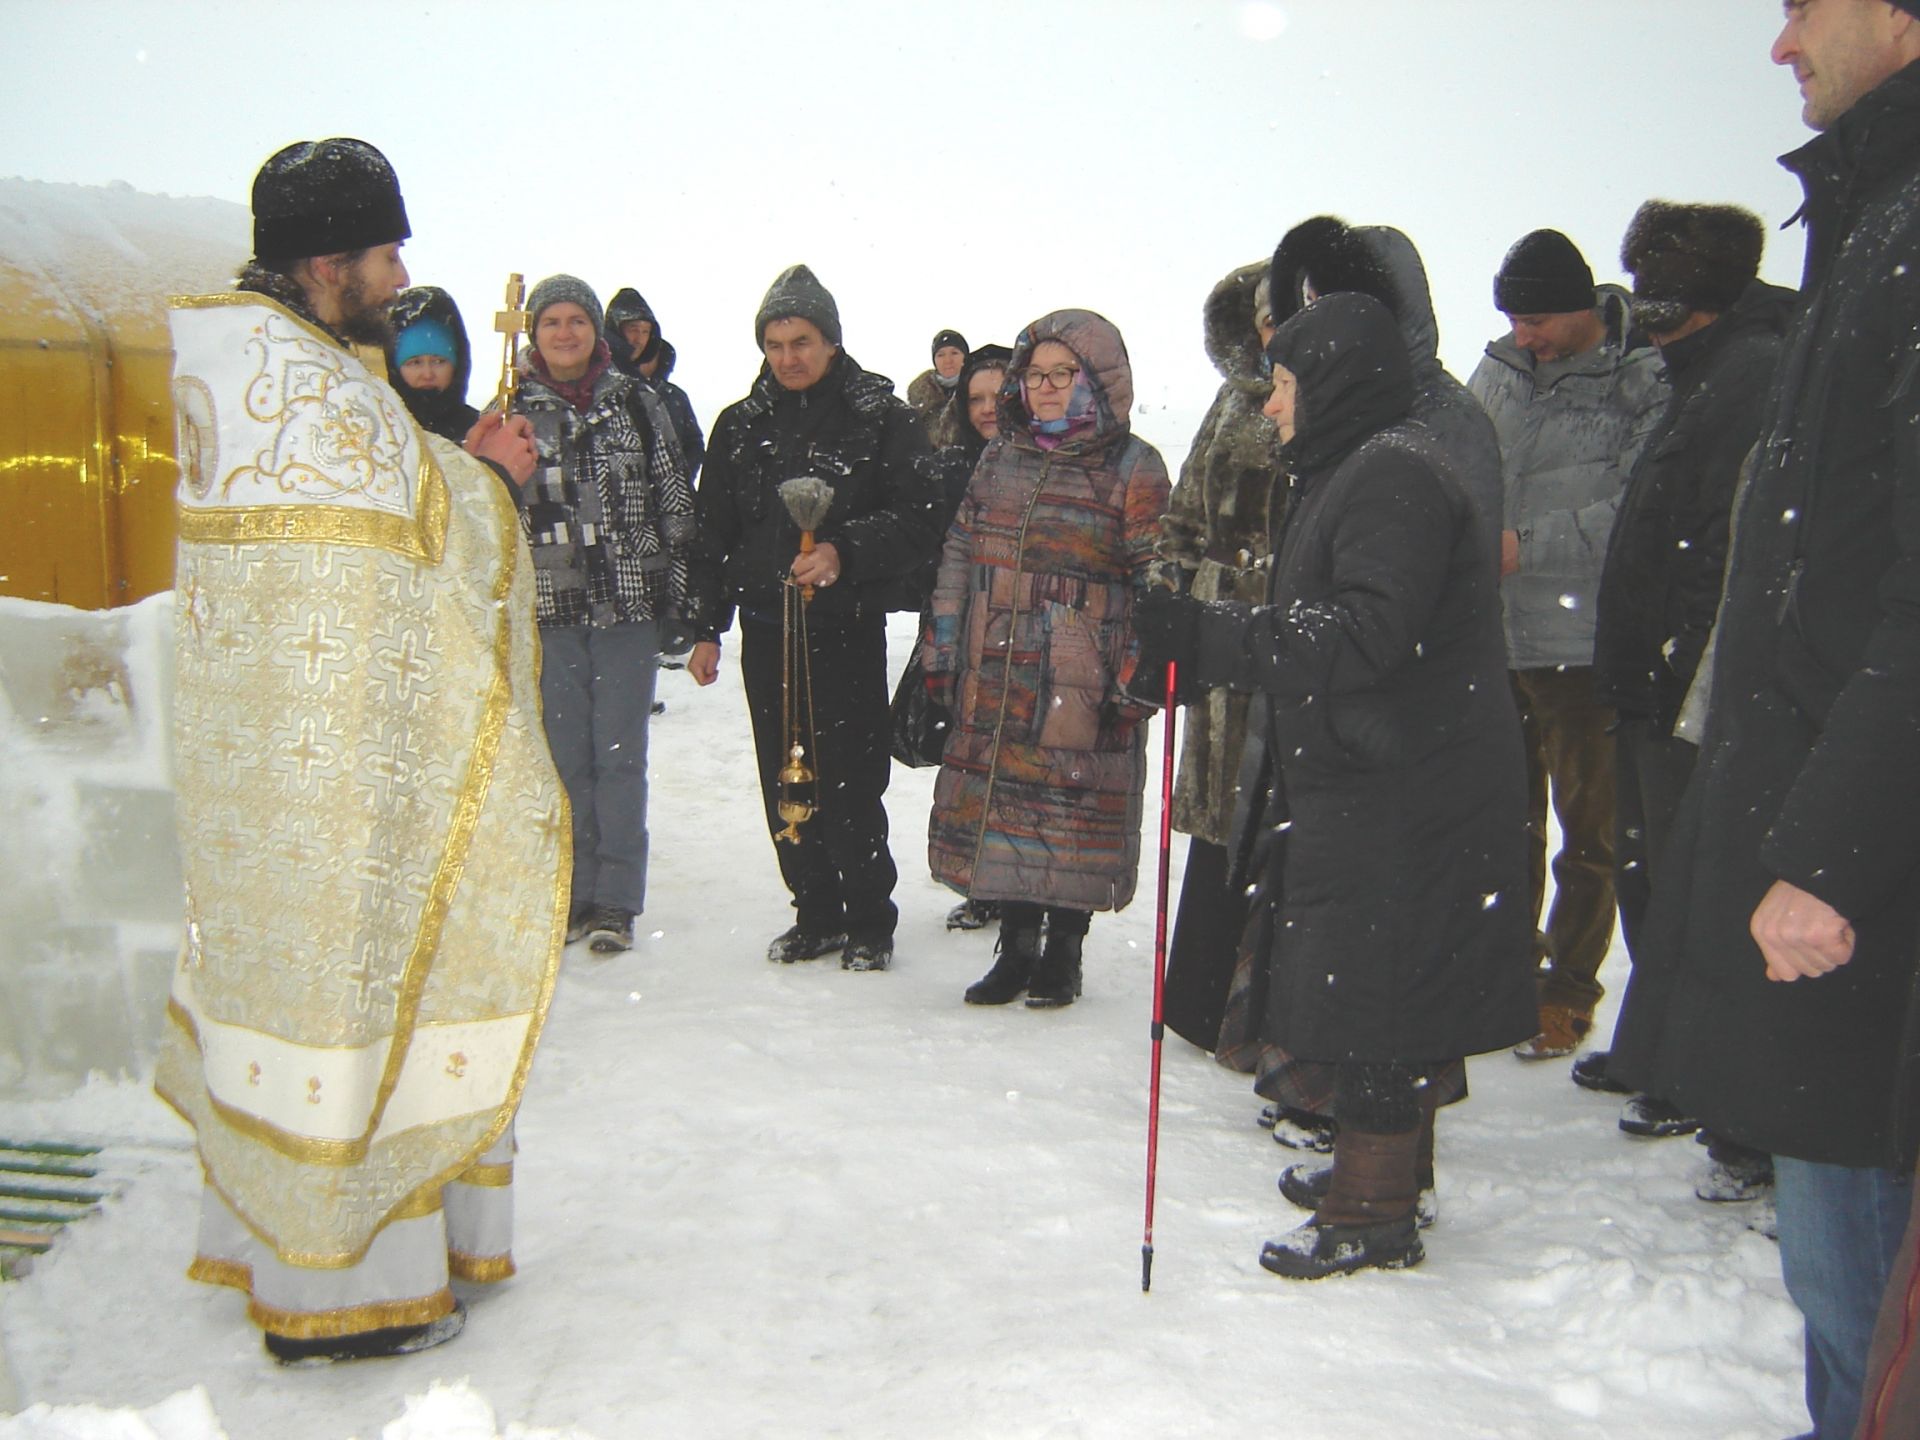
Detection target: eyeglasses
<box><xmin>1021</xmin><ymin>365</ymin><xmax>1080</xmax><ymax>391</ymax></box>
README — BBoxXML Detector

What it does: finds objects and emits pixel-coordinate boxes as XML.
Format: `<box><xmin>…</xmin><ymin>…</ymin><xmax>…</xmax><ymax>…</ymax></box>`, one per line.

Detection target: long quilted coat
<box><xmin>923</xmin><ymin>310</ymin><xmax>1170</xmax><ymax>911</ymax></box>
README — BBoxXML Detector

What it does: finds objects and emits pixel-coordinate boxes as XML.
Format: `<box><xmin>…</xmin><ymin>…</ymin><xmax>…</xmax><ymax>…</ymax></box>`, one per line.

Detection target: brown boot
<box><xmin>1260</xmin><ymin>1128</ymin><xmax>1424</xmax><ymax>1279</ymax></box>
<box><xmin>1512</xmin><ymin>1003</ymin><xmax>1591</xmax><ymax>1061</ymax></box>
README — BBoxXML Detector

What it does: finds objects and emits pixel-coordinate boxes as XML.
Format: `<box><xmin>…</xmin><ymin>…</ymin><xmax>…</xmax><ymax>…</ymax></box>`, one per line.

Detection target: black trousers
<box><xmin>1162</xmin><ymin>838</ymin><xmax>1246</xmax><ymax>1051</ymax></box>
<box><xmin>1611</xmin><ymin>716</ymin><xmax>1698</xmax><ymax>966</ymax></box>
<box><xmin>739</xmin><ymin>613</ymin><xmax>898</xmax><ymax>944</ymax></box>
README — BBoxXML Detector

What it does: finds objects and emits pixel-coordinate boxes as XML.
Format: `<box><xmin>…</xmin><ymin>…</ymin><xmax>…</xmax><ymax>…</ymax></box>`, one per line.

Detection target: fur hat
<box><xmin>251</xmin><ymin>137</ymin><xmax>410</xmax><ymax>261</ymax></box>
<box><xmin>1493</xmin><ymin>229</ymin><xmax>1595</xmax><ymax>315</ymax></box>
<box><xmin>1620</xmin><ymin>200</ymin><xmax>1764</xmax><ymax>315</ymax></box>
<box><xmin>755</xmin><ymin>264</ymin><xmax>842</xmax><ymax>347</ymax></box>
<box><xmin>528</xmin><ymin>274</ymin><xmax>604</xmax><ymax>339</ymax></box>
<box><xmin>930</xmin><ymin>328</ymin><xmax>968</xmax><ymax>359</ymax></box>
<box><xmin>1270</xmin><ymin>215</ymin><xmax>1400</xmax><ymax>328</ymax></box>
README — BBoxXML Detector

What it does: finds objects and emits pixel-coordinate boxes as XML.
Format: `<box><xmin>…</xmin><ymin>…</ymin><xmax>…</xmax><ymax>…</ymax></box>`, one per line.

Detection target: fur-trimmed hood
<box><xmin>1202</xmin><ymin>262</ymin><xmax>1271</xmax><ymax>389</ymax></box>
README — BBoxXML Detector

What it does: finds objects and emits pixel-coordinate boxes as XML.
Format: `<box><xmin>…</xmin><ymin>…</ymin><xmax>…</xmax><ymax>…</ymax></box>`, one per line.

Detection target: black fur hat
<box><xmin>1269</xmin><ymin>215</ymin><xmax>1401</xmax><ymax>328</ymax></box>
<box><xmin>1620</xmin><ymin>201</ymin><xmax>1764</xmax><ymax>315</ymax></box>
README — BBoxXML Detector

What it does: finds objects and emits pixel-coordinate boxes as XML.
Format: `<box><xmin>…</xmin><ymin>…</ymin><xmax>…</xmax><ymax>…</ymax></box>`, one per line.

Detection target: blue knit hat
<box><xmin>394</xmin><ymin>317</ymin><xmax>457</xmax><ymax>366</ymax></box>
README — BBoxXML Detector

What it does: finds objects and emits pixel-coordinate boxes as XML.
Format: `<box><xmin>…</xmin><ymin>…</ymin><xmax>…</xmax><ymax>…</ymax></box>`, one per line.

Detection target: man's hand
<box><xmin>1751</xmin><ymin>878</ymin><xmax>1856</xmax><ymax>982</ymax></box>
<box><xmin>789</xmin><ymin>541</ymin><xmax>842</xmax><ymax>590</ymax></box>
<box><xmin>688</xmin><ymin>641</ymin><xmax>721</xmax><ymax>687</ymax></box>
<box><xmin>464</xmin><ymin>411</ymin><xmax>538</xmax><ymax>486</ymax></box>
<box><xmin>1500</xmin><ymin>529</ymin><xmax>1521</xmax><ymax>579</ymax></box>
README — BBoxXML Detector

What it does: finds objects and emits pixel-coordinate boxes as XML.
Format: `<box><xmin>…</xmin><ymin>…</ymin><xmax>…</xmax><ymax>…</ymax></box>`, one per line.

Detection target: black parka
<box><xmin>1612</xmin><ymin>60</ymin><xmax>1920</xmax><ymax>1168</ymax></box>
<box><xmin>690</xmin><ymin>352</ymin><xmax>939</xmax><ymax>635</ymax></box>
<box><xmin>383</xmin><ymin>286</ymin><xmax>481</xmax><ymax>444</ymax></box>
<box><xmin>1592</xmin><ymin>281</ymin><xmax>1796</xmax><ymax>728</ymax></box>
<box><xmin>1188</xmin><ymin>293</ymin><xmax>1534</xmax><ymax>1062</ymax></box>
<box><xmin>607</xmin><ymin>288</ymin><xmax>707</xmax><ymax>480</ymax></box>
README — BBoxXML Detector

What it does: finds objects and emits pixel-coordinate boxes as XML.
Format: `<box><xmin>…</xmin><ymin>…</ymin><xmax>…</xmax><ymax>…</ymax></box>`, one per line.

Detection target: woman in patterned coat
<box><xmin>923</xmin><ymin>309</ymin><xmax>1170</xmax><ymax>1007</ymax></box>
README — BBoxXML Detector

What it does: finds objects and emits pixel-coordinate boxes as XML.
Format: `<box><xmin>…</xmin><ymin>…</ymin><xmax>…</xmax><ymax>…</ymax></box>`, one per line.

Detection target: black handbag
<box><xmin>889</xmin><ymin>652</ymin><xmax>952</xmax><ymax>767</ymax></box>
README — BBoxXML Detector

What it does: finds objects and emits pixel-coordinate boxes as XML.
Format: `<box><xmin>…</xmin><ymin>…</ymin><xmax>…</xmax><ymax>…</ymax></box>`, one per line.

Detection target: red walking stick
<box><xmin>1143</xmin><ymin>659</ymin><xmax>1178</xmax><ymax>1292</ymax></box>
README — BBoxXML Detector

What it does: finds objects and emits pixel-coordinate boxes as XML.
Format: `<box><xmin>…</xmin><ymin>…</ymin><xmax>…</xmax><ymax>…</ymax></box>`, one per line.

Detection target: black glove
<box><xmin>1131</xmin><ymin>587</ymin><xmax>1201</xmax><ymax>686</ymax></box>
<box><xmin>658</xmin><ymin>609</ymin><xmax>695</xmax><ymax>659</ymax></box>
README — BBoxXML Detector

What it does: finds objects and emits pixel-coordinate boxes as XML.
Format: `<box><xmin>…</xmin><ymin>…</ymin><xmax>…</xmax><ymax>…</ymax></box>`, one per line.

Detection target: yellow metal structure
<box><xmin>0</xmin><ymin>180</ymin><xmax>247</xmax><ymax>609</ymax></box>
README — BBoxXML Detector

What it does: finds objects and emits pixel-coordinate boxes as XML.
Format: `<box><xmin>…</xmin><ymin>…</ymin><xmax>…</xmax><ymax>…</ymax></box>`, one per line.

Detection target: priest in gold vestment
<box><xmin>154</xmin><ymin>138</ymin><xmax>561</xmax><ymax>1364</ymax></box>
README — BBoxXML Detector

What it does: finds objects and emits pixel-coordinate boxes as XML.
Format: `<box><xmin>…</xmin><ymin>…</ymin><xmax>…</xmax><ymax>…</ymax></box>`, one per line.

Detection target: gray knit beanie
<box><xmin>755</xmin><ymin>264</ymin><xmax>842</xmax><ymax>347</ymax></box>
<box><xmin>528</xmin><ymin>274</ymin><xmax>603</xmax><ymax>339</ymax></box>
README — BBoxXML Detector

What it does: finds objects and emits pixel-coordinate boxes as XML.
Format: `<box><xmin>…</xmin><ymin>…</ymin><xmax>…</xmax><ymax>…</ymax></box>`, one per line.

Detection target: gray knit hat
<box><xmin>755</xmin><ymin>264</ymin><xmax>842</xmax><ymax>347</ymax></box>
<box><xmin>528</xmin><ymin>274</ymin><xmax>603</xmax><ymax>339</ymax></box>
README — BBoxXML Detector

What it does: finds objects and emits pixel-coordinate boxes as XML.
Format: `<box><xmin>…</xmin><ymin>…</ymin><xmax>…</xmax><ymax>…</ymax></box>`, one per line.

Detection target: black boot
<box><xmin>1026</xmin><ymin>920</ymin><xmax>1084</xmax><ymax>1009</ymax></box>
<box><xmin>966</xmin><ymin>914</ymin><xmax>1039</xmax><ymax>1005</ymax></box>
<box><xmin>1260</xmin><ymin>1128</ymin><xmax>1424</xmax><ymax>1279</ymax></box>
<box><xmin>265</xmin><ymin>1301</ymin><xmax>467</xmax><ymax>1366</ymax></box>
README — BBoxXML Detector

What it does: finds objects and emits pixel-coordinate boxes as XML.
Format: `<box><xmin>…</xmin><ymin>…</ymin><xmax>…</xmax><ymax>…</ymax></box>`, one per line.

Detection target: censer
<box><xmin>773</xmin><ymin>477</ymin><xmax>835</xmax><ymax>843</ymax></box>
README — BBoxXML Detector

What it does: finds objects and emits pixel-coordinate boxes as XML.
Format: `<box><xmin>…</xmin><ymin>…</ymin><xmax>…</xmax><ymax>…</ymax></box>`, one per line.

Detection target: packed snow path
<box><xmin>0</xmin><ymin>618</ymin><xmax>1804</xmax><ymax>1437</ymax></box>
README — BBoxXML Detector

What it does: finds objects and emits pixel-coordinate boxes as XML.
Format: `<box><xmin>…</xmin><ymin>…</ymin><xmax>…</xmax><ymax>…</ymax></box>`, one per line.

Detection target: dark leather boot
<box><xmin>1260</xmin><ymin>1127</ymin><xmax>1423</xmax><ymax>1279</ymax></box>
<box><xmin>1024</xmin><ymin>929</ymin><xmax>1083</xmax><ymax>1009</ymax></box>
<box><xmin>1278</xmin><ymin>1107</ymin><xmax>1438</xmax><ymax>1227</ymax></box>
<box><xmin>965</xmin><ymin>916</ymin><xmax>1040</xmax><ymax>1005</ymax></box>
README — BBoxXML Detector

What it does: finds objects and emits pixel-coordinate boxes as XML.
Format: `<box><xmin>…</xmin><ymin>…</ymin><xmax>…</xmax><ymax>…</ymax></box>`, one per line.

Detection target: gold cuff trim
<box><xmin>448</xmin><ymin>1250</ymin><xmax>516</xmax><ymax>1284</ymax></box>
<box><xmin>454</xmin><ymin>1162</ymin><xmax>513</xmax><ymax>1189</ymax></box>
<box><xmin>187</xmin><ymin>1255</ymin><xmax>252</xmax><ymax>1292</ymax></box>
<box><xmin>251</xmin><ymin>1288</ymin><xmax>454</xmax><ymax>1341</ymax></box>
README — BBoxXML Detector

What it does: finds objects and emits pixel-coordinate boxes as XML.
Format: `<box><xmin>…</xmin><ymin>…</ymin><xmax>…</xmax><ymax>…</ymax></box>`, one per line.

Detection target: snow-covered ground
<box><xmin>0</xmin><ymin>609</ymin><xmax>1806</xmax><ymax>1439</ymax></box>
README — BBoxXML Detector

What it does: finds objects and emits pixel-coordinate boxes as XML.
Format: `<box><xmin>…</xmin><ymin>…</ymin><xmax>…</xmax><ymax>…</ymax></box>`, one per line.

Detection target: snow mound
<box><xmin>0</xmin><ymin>1385</ymin><xmax>224</xmax><ymax>1440</ymax></box>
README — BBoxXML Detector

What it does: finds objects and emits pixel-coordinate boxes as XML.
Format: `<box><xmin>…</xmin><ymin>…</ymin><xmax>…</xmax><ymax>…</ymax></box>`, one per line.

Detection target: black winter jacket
<box><xmin>1593</xmin><ymin>281</ymin><xmax>1796</xmax><ymax>728</ymax></box>
<box><xmin>690</xmin><ymin>352</ymin><xmax>939</xmax><ymax>635</ymax></box>
<box><xmin>384</xmin><ymin>286</ymin><xmax>481</xmax><ymax>444</ymax></box>
<box><xmin>1613</xmin><ymin>60</ymin><xmax>1920</xmax><ymax>1168</ymax></box>
<box><xmin>1189</xmin><ymin>294</ymin><xmax>1533</xmax><ymax>1063</ymax></box>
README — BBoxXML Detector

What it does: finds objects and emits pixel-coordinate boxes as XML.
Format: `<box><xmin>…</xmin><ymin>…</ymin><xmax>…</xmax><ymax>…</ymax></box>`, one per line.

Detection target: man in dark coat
<box><xmin>607</xmin><ymin>286</ymin><xmax>706</xmax><ymax>480</ymax></box>
<box><xmin>1581</xmin><ymin>202</ymin><xmax>1795</xmax><ymax>1157</ymax></box>
<box><xmin>687</xmin><ymin>265</ymin><xmax>939</xmax><ymax>972</ymax></box>
<box><xmin>1610</xmin><ymin>8</ymin><xmax>1920</xmax><ymax>1436</ymax></box>
<box><xmin>1134</xmin><ymin>292</ymin><xmax>1533</xmax><ymax>1280</ymax></box>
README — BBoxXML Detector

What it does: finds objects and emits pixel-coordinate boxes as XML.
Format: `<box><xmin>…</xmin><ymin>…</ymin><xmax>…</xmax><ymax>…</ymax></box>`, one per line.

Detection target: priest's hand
<box><xmin>688</xmin><ymin>641</ymin><xmax>721</xmax><ymax>687</ymax></box>
<box><xmin>465</xmin><ymin>412</ymin><xmax>537</xmax><ymax>486</ymax></box>
<box><xmin>1752</xmin><ymin>878</ymin><xmax>1855</xmax><ymax>982</ymax></box>
<box><xmin>790</xmin><ymin>542</ymin><xmax>842</xmax><ymax>589</ymax></box>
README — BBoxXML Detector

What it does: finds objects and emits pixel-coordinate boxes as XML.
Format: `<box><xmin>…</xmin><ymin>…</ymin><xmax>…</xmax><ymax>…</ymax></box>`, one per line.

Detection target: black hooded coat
<box><xmin>1185</xmin><ymin>293</ymin><xmax>1534</xmax><ymax>1061</ymax></box>
<box><xmin>607</xmin><ymin>287</ymin><xmax>707</xmax><ymax>480</ymax></box>
<box><xmin>384</xmin><ymin>286</ymin><xmax>480</xmax><ymax>444</ymax></box>
<box><xmin>1269</xmin><ymin>217</ymin><xmax>1504</xmax><ymax>564</ymax></box>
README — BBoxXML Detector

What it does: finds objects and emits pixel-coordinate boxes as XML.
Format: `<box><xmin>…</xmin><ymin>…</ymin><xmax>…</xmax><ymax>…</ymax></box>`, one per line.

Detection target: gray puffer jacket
<box><xmin>1468</xmin><ymin>286</ymin><xmax>1667</xmax><ymax>669</ymax></box>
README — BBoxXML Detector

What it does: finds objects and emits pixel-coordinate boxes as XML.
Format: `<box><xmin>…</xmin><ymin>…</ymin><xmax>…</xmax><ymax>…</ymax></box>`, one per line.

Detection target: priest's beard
<box><xmin>335</xmin><ymin>266</ymin><xmax>397</xmax><ymax>348</ymax></box>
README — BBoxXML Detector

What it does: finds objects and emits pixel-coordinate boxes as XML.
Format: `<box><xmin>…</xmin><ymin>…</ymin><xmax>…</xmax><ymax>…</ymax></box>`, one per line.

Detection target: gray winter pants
<box><xmin>538</xmin><ymin>621</ymin><xmax>661</xmax><ymax>916</ymax></box>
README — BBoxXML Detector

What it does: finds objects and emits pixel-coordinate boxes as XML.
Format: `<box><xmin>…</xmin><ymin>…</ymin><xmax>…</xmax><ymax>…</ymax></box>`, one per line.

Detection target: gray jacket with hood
<box><xmin>1468</xmin><ymin>287</ymin><xmax>1667</xmax><ymax>670</ymax></box>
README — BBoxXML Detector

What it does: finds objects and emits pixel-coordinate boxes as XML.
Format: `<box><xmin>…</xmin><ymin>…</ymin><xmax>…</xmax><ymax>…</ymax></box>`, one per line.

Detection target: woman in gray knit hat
<box><xmin>512</xmin><ymin>273</ymin><xmax>696</xmax><ymax>955</ymax></box>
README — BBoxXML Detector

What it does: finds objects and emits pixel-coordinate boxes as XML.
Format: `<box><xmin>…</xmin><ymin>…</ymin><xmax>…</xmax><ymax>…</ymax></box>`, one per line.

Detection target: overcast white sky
<box><xmin>8</xmin><ymin>0</ymin><xmax>1810</xmax><ymax>448</ymax></box>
